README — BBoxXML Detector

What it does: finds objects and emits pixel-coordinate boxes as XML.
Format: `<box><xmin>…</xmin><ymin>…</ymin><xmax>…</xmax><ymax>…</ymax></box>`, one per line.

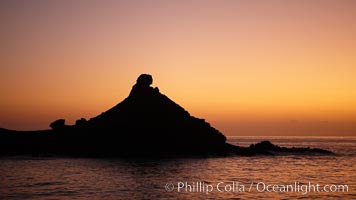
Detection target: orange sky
<box><xmin>0</xmin><ymin>0</ymin><xmax>355</xmax><ymax>136</ymax></box>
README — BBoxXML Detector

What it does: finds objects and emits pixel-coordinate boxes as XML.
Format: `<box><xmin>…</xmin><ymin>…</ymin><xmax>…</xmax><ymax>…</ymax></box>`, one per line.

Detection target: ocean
<box><xmin>0</xmin><ymin>136</ymin><xmax>355</xmax><ymax>199</ymax></box>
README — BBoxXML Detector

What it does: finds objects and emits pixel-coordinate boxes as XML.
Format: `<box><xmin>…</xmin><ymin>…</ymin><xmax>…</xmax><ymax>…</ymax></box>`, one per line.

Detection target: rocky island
<box><xmin>0</xmin><ymin>74</ymin><xmax>333</xmax><ymax>157</ymax></box>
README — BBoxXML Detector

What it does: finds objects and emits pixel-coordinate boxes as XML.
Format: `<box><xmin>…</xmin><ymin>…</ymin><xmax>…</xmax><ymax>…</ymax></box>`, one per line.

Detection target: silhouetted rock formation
<box><xmin>50</xmin><ymin>119</ymin><xmax>66</xmax><ymax>130</ymax></box>
<box><xmin>129</xmin><ymin>74</ymin><xmax>159</xmax><ymax>98</ymax></box>
<box><xmin>0</xmin><ymin>74</ymin><xmax>334</xmax><ymax>157</ymax></box>
<box><xmin>75</xmin><ymin>118</ymin><xmax>87</xmax><ymax>127</ymax></box>
<box><xmin>226</xmin><ymin>141</ymin><xmax>333</xmax><ymax>156</ymax></box>
<box><xmin>78</xmin><ymin>73</ymin><xmax>227</xmax><ymax>155</ymax></box>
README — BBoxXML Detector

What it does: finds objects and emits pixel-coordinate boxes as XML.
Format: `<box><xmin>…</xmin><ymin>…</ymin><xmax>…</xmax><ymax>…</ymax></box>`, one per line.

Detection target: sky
<box><xmin>0</xmin><ymin>0</ymin><xmax>355</xmax><ymax>136</ymax></box>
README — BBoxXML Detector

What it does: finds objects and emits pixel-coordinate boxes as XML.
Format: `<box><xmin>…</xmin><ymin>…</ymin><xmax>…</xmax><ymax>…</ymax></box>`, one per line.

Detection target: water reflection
<box><xmin>0</xmin><ymin>137</ymin><xmax>355</xmax><ymax>199</ymax></box>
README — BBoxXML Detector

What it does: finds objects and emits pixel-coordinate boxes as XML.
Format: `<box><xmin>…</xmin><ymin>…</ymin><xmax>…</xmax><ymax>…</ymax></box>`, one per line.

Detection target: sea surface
<box><xmin>0</xmin><ymin>136</ymin><xmax>355</xmax><ymax>200</ymax></box>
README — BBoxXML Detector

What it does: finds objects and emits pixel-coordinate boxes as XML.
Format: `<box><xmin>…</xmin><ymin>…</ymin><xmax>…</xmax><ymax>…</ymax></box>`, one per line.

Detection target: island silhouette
<box><xmin>0</xmin><ymin>74</ymin><xmax>333</xmax><ymax>157</ymax></box>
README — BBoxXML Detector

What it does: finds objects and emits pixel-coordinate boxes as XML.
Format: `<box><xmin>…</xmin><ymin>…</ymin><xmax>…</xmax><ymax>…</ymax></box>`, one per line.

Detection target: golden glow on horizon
<box><xmin>0</xmin><ymin>1</ymin><xmax>355</xmax><ymax>136</ymax></box>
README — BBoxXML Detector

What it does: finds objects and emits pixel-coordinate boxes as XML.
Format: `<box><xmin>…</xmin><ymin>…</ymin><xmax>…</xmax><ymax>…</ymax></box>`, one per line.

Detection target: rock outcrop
<box><xmin>0</xmin><ymin>74</ymin><xmax>334</xmax><ymax>157</ymax></box>
<box><xmin>76</xmin><ymin>73</ymin><xmax>227</xmax><ymax>155</ymax></box>
<box><xmin>49</xmin><ymin>119</ymin><xmax>66</xmax><ymax>130</ymax></box>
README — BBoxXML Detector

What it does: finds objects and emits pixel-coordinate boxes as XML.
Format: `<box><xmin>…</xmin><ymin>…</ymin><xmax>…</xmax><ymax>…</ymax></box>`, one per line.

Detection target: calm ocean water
<box><xmin>0</xmin><ymin>136</ymin><xmax>355</xmax><ymax>200</ymax></box>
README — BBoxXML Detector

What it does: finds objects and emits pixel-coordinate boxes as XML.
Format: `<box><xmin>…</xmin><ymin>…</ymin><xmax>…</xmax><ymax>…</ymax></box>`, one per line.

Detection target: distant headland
<box><xmin>0</xmin><ymin>74</ymin><xmax>333</xmax><ymax>157</ymax></box>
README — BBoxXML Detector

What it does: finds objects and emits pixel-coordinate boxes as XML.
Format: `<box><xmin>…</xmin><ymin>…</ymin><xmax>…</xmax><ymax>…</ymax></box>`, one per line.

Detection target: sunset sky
<box><xmin>0</xmin><ymin>0</ymin><xmax>355</xmax><ymax>136</ymax></box>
